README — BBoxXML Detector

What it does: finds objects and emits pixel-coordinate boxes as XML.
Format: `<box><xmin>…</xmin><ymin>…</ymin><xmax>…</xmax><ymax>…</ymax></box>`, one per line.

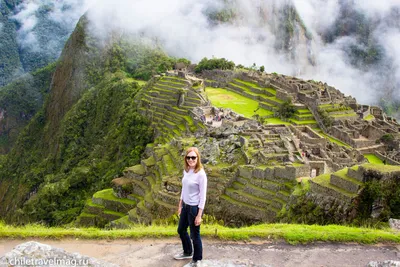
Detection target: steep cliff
<box><xmin>0</xmin><ymin>17</ymin><xmax>155</xmax><ymax>225</ymax></box>
<box><xmin>207</xmin><ymin>0</ymin><xmax>313</xmax><ymax>68</ymax></box>
<box><xmin>0</xmin><ymin>0</ymin><xmax>79</xmax><ymax>86</ymax></box>
<box><xmin>0</xmin><ymin>0</ymin><xmax>22</xmax><ymax>86</ymax></box>
<box><xmin>0</xmin><ymin>63</ymin><xmax>56</xmax><ymax>153</ymax></box>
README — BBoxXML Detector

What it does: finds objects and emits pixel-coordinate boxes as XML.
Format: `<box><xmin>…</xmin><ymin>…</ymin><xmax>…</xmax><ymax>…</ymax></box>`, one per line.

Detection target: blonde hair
<box><xmin>184</xmin><ymin>147</ymin><xmax>203</xmax><ymax>173</ymax></box>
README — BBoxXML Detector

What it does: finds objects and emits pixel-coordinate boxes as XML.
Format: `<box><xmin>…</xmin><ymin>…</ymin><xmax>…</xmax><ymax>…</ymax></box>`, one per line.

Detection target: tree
<box><xmin>194</xmin><ymin>57</ymin><xmax>235</xmax><ymax>73</ymax></box>
<box><xmin>259</xmin><ymin>66</ymin><xmax>265</xmax><ymax>72</ymax></box>
<box><xmin>277</xmin><ymin>100</ymin><xmax>296</xmax><ymax>119</ymax></box>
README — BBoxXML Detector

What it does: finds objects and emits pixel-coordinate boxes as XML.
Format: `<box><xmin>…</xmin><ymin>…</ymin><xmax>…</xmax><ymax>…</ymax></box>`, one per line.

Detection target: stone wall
<box><xmin>347</xmin><ymin>168</ymin><xmax>364</xmax><ymax>182</ymax></box>
<box><xmin>291</xmin><ymin>126</ymin><xmax>326</xmax><ymax>146</ymax></box>
<box><xmin>238</xmin><ymin>165</ymin><xmax>305</xmax><ymax>180</ymax></box>
<box><xmin>309</xmin><ymin>161</ymin><xmax>327</xmax><ymax>176</ymax></box>
<box><xmin>309</xmin><ymin>180</ymin><xmax>353</xmax><ymax>204</ymax></box>
<box><xmin>276</xmin><ymin>90</ymin><xmax>292</xmax><ymax>102</ymax></box>
<box><xmin>376</xmin><ymin>152</ymin><xmax>400</xmax><ymax>165</ymax></box>
<box><xmin>295</xmin><ymin>165</ymin><xmax>311</xmax><ymax>177</ymax></box>
<box><xmin>357</xmin><ymin>144</ymin><xmax>386</xmax><ymax>155</ymax></box>
<box><xmin>274</xmin><ymin>166</ymin><xmax>297</xmax><ymax>180</ymax></box>
<box><xmin>238</xmin><ymin>165</ymin><xmax>253</xmax><ymax>179</ymax></box>
<box><xmin>331</xmin><ymin>127</ymin><xmax>359</xmax><ymax>148</ymax></box>
<box><xmin>370</xmin><ymin>106</ymin><xmax>383</xmax><ymax>117</ymax></box>
<box><xmin>361</xmin><ymin>125</ymin><xmax>385</xmax><ymax>140</ymax></box>
<box><xmin>330</xmin><ymin>174</ymin><xmax>361</xmax><ymax>193</ymax></box>
<box><xmin>269</xmin><ymin>78</ymin><xmax>297</xmax><ymax>93</ymax></box>
<box><xmin>359</xmin><ymin>165</ymin><xmax>400</xmax><ymax>182</ymax></box>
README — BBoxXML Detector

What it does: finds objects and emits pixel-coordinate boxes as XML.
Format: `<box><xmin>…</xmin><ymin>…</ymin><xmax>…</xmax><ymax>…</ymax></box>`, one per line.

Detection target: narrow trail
<box><xmin>1</xmin><ymin>238</ymin><xmax>399</xmax><ymax>267</ymax></box>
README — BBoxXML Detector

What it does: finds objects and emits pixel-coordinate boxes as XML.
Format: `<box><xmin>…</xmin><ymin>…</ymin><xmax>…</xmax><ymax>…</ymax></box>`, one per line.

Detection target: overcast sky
<box><xmin>11</xmin><ymin>0</ymin><xmax>400</xmax><ymax>106</ymax></box>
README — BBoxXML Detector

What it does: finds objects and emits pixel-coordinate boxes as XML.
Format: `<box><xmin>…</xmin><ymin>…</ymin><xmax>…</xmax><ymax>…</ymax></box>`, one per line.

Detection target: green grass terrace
<box><xmin>205</xmin><ymin>87</ymin><xmax>291</xmax><ymax>125</ymax></box>
<box><xmin>364</xmin><ymin>154</ymin><xmax>384</xmax><ymax>165</ymax></box>
<box><xmin>0</xmin><ymin>222</ymin><xmax>399</xmax><ymax>245</ymax></box>
<box><xmin>205</xmin><ymin>87</ymin><xmax>273</xmax><ymax>118</ymax></box>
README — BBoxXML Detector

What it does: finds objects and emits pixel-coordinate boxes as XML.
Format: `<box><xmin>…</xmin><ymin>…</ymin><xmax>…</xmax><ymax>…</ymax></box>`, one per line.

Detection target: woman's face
<box><xmin>186</xmin><ymin>151</ymin><xmax>198</xmax><ymax>169</ymax></box>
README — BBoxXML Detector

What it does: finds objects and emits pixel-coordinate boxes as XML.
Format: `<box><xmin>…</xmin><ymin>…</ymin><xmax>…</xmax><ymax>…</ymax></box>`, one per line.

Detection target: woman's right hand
<box><xmin>177</xmin><ymin>206</ymin><xmax>181</xmax><ymax>216</ymax></box>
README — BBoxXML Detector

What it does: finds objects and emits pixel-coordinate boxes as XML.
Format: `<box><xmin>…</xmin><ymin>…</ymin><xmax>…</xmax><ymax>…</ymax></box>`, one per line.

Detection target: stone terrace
<box><xmin>309</xmin><ymin>165</ymin><xmax>364</xmax><ymax>214</ymax></box>
<box><xmin>137</xmin><ymin>75</ymin><xmax>207</xmax><ymax>144</ymax></box>
<box><xmin>77</xmin><ymin>70</ymin><xmax>400</xmax><ymax>227</ymax></box>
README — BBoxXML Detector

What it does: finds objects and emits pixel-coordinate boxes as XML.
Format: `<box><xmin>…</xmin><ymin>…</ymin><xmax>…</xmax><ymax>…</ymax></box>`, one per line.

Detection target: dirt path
<box><xmin>1</xmin><ymin>238</ymin><xmax>399</xmax><ymax>267</ymax></box>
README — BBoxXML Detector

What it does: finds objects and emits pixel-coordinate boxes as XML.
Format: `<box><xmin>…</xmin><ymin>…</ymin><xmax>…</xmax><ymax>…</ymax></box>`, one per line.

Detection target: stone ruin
<box><xmin>75</xmin><ymin>69</ymin><xmax>400</xmax><ymax>227</ymax></box>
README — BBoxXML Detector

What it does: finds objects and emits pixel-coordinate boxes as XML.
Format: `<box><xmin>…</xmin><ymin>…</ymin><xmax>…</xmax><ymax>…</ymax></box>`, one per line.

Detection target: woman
<box><xmin>174</xmin><ymin>147</ymin><xmax>207</xmax><ymax>266</ymax></box>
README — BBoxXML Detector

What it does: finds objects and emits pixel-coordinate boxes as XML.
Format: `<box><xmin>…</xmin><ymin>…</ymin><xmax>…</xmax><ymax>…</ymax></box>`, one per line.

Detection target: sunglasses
<box><xmin>186</xmin><ymin>156</ymin><xmax>197</xmax><ymax>160</ymax></box>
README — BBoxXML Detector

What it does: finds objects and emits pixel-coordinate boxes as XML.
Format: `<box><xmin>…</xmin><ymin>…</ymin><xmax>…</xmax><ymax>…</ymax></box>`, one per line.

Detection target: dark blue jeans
<box><xmin>177</xmin><ymin>203</ymin><xmax>202</xmax><ymax>261</ymax></box>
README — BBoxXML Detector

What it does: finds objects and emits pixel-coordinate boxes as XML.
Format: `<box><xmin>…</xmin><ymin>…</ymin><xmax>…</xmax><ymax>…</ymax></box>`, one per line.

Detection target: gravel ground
<box><xmin>0</xmin><ymin>238</ymin><xmax>399</xmax><ymax>267</ymax></box>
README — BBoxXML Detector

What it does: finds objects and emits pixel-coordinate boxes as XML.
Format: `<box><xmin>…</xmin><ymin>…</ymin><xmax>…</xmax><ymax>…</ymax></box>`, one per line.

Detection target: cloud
<box><xmin>86</xmin><ymin>0</ymin><xmax>297</xmax><ymax>74</ymax></box>
<box><xmin>292</xmin><ymin>0</ymin><xmax>340</xmax><ymax>34</ymax></box>
<box><xmin>86</xmin><ymin>0</ymin><xmax>379</xmax><ymax>103</ymax></box>
<box><xmin>288</xmin><ymin>0</ymin><xmax>400</xmax><ymax>104</ymax></box>
<box><xmin>48</xmin><ymin>0</ymin><xmax>91</xmax><ymax>31</ymax></box>
<box><xmin>12</xmin><ymin>1</ymin><xmax>40</xmax><ymax>49</ymax></box>
<box><xmin>12</xmin><ymin>0</ymin><xmax>89</xmax><ymax>56</ymax></box>
<box><xmin>354</xmin><ymin>0</ymin><xmax>400</xmax><ymax>17</ymax></box>
<box><xmin>10</xmin><ymin>0</ymin><xmax>399</xmax><ymax>107</ymax></box>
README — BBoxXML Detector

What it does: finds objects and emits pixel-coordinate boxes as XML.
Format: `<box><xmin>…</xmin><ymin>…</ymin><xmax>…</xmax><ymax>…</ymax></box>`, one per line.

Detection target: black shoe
<box><xmin>173</xmin><ymin>252</ymin><xmax>193</xmax><ymax>260</ymax></box>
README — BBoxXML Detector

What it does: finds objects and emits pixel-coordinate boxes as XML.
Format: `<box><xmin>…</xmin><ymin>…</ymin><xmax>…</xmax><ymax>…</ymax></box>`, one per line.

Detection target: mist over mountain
<box><xmin>82</xmin><ymin>0</ymin><xmax>400</xmax><ymax>113</ymax></box>
<box><xmin>1</xmin><ymin>0</ymin><xmax>399</xmax><ymax>108</ymax></box>
<box><xmin>0</xmin><ymin>0</ymin><xmax>87</xmax><ymax>86</ymax></box>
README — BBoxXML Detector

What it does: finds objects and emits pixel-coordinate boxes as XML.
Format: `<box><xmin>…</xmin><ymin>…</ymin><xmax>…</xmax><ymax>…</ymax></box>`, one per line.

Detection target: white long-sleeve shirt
<box><xmin>180</xmin><ymin>168</ymin><xmax>207</xmax><ymax>209</ymax></box>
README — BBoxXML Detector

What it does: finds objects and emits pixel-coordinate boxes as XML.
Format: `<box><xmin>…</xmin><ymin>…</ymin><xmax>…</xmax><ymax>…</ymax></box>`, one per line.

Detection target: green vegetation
<box><xmin>364</xmin><ymin>154</ymin><xmax>384</xmax><ymax>165</ymax></box>
<box><xmin>93</xmin><ymin>189</ymin><xmax>136</xmax><ymax>205</ymax></box>
<box><xmin>357</xmin><ymin>164</ymin><xmax>400</xmax><ymax>223</ymax></box>
<box><xmin>0</xmin><ymin>0</ymin><xmax>79</xmax><ymax>86</ymax></box>
<box><xmin>364</xmin><ymin>114</ymin><xmax>375</xmax><ymax>121</ymax></box>
<box><xmin>95</xmin><ymin>39</ymin><xmax>192</xmax><ymax>81</ymax></box>
<box><xmin>317</xmin><ymin>132</ymin><xmax>352</xmax><ymax>148</ymax></box>
<box><xmin>0</xmin><ymin>9</ymin><xmax>21</xmax><ymax>87</ymax></box>
<box><xmin>0</xmin><ymin>16</ymin><xmax>203</xmax><ymax>226</ymax></box>
<box><xmin>207</xmin><ymin>8</ymin><xmax>237</xmax><ymax>23</ymax></box>
<box><xmin>0</xmin><ymin>222</ymin><xmax>398</xmax><ymax>244</ymax></box>
<box><xmin>276</xmin><ymin>100</ymin><xmax>296</xmax><ymax>119</ymax></box>
<box><xmin>0</xmin><ymin>72</ymin><xmax>153</xmax><ymax>226</ymax></box>
<box><xmin>362</xmin><ymin>163</ymin><xmax>400</xmax><ymax>173</ymax></box>
<box><xmin>129</xmin><ymin>78</ymin><xmax>147</xmax><ymax>86</ymax></box>
<box><xmin>264</xmin><ymin>118</ymin><xmax>291</xmax><ymax>125</ymax></box>
<box><xmin>318</xmin><ymin>110</ymin><xmax>333</xmax><ymax>128</ymax></box>
<box><xmin>380</xmin><ymin>99</ymin><xmax>400</xmax><ymax>120</ymax></box>
<box><xmin>195</xmin><ymin>57</ymin><xmax>235</xmax><ymax>73</ymax></box>
<box><xmin>0</xmin><ymin>62</ymin><xmax>57</xmax><ymax>152</ymax></box>
<box><xmin>205</xmin><ymin>87</ymin><xmax>273</xmax><ymax>118</ymax></box>
<box><xmin>289</xmin><ymin>118</ymin><xmax>317</xmax><ymax>126</ymax></box>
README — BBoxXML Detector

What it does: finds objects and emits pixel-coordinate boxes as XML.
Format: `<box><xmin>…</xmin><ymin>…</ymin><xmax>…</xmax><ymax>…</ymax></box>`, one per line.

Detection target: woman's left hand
<box><xmin>194</xmin><ymin>215</ymin><xmax>202</xmax><ymax>226</ymax></box>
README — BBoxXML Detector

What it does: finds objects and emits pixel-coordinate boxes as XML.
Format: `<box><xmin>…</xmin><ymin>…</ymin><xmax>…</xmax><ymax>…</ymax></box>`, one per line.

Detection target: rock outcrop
<box><xmin>0</xmin><ymin>241</ymin><xmax>118</xmax><ymax>267</ymax></box>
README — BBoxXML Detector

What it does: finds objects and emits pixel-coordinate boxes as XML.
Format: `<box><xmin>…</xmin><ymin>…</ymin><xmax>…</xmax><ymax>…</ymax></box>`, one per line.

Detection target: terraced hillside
<box><xmin>318</xmin><ymin>103</ymin><xmax>358</xmax><ymax>121</ymax></box>
<box><xmin>136</xmin><ymin>75</ymin><xmax>207</xmax><ymax>144</ymax></box>
<box><xmin>77</xmin><ymin>70</ymin><xmax>400</xmax><ymax>227</ymax></box>
<box><xmin>220</xmin><ymin>165</ymin><xmax>297</xmax><ymax>224</ymax></box>
<box><xmin>310</xmin><ymin>166</ymin><xmax>363</xmax><ymax>209</ymax></box>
